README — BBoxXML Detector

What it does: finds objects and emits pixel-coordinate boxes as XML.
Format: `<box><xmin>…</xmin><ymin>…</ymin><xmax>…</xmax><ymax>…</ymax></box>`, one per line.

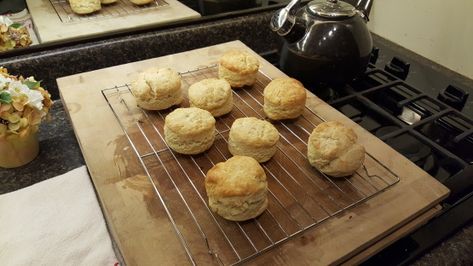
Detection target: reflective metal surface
<box><xmin>307</xmin><ymin>0</ymin><xmax>356</xmax><ymax>18</ymax></box>
<box><xmin>270</xmin><ymin>0</ymin><xmax>301</xmax><ymax>36</ymax></box>
<box><xmin>272</xmin><ymin>0</ymin><xmax>373</xmax><ymax>85</ymax></box>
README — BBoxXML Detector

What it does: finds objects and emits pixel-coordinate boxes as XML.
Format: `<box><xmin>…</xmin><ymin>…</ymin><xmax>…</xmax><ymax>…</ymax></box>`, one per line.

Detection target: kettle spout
<box><xmin>270</xmin><ymin>0</ymin><xmax>301</xmax><ymax>36</ymax></box>
<box><xmin>356</xmin><ymin>0</ymin><xmax>373</xmax><ymax>19</ymax></box>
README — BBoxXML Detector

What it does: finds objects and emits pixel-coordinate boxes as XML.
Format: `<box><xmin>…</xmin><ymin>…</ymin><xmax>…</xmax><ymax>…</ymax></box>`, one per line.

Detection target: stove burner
<box><xmin>375</xmin><ymin>126</ymin><xmax>400</xmax><ymax>138</ymax></box>
<box><xmin>335</xmin><ymin>99</ymin><xmax>400</xmax><ymax>133</ymax></box>
<box><xmin>385</xmin><ymin>133</ymin><xmax>465</xmax><ymax>180</ymax></box>
<box><xmin>386</xmin><ymin>133</ymin><xmax>436</xmax><ymax>174</ymax></box>
<box><xmin>307</xmin><ymin>84</ymin><xmax>349</xmax><ymax>103</ymax></box>
<box><xmin>350</xmin><ymin>75</ymin><xmax>383</xmax><ymax>91</ymax></box>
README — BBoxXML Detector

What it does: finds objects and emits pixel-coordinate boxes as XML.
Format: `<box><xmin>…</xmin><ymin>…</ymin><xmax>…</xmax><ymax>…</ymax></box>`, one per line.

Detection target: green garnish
<box><xmin>0</xmin><ymin>92</ymin><xmax>12</xmax><ymax>104</ymax></box>
<box><xmin>23</xmin><ymin>80</ymin><xmax>41</xmax><ymax>89</ymax></box>
<box><xmin>10</xmin><ymin>23</ymin><xmax>23</xmax><ymax>29</ymax></box>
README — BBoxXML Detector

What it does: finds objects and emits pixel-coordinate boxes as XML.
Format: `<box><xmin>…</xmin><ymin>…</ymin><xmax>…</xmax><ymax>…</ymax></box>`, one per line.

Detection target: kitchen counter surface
<box><xmin>1</xmin><ymin>10</ymin><xmax>472</xmax><ymax>265</ymax></box>
<box><xmin>27</xmin><ymin>0</ymin><xmax>201</xmax><ymax>44</ymax></box>
<box><xmin>0</xmin><ymin>102</ymin><xmax>84</xmax><ymax>194</ymax></box>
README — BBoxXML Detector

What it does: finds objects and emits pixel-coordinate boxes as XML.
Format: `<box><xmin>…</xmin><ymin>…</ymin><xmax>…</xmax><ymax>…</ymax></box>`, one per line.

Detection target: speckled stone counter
<box><xmin>0</xmin><ymin>102</ymin><xmax>84</xmax><ymax>194</ymax></box>
<box><xmin>0</xmin><ymin>10</ymin><xmax>472</xmax><ymax>265</ymax></box>
<box><xmin>414</xmin><ymin>224</ymin><xmax>473</xmax><ymax>266</ymax></box>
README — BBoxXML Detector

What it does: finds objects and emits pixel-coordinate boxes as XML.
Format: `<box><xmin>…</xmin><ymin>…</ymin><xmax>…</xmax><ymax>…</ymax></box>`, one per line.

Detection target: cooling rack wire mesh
<box><xmin>49</xmin><ymin>0</ymin><xmax>168</xmax><ymax>23</ymax></box>
<box><xmin>101</xmin><ymin>65</ymin><xmax>400</xmax><ymax>265</ymax></box>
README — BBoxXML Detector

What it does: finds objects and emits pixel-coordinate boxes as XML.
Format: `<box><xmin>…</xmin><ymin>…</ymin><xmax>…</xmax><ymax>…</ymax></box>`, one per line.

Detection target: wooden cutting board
<box><xmin>27</xmin><ymin>0</ymin><xmax>200</xmax><ymax>44</ymax></box>
<box><xmin>57</xmin><ymin>41</ymin><xmax>449</xmax><ymax>265</ymax></box>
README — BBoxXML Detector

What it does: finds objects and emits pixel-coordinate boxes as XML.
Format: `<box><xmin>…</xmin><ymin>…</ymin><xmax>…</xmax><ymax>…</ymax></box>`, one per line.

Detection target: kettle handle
<box><xmin>355</xmin><ymin>0</ymin><xmax>373</xmax><ymax>20</ymax></box>
<box><xmin>270</xmin><ymin>0</ymin><xmax>301</xmax><ymax>36</ymax></box>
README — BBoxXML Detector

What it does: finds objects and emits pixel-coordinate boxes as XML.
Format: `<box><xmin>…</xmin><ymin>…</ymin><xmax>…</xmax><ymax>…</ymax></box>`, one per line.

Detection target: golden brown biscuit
<box><xmin>218</xmin><ymin>50</ymin><xmax>260</xmax><ymax>88</ymax></box>
<box><xmin>69</xmin><ymin>0</ymin><xmax>101</xmax><ymax>14</ymax></box>
<box><xmin>307</xmin><ymin>121</ymin><xmax>365</xmax><ymax>177</ymax></box>
<box><xmin>188</xmin><ymin>78</ymin><xmax>233</xmax><ymax>117</ymax></box>
<box><xmin>205</xmin><ymin>155</ymin><xmax>268</xmax><ymax>221</ymax></box>
<box><xmin>228</xmin><ymin>117</ymin><xmax>279</xmax><ymax>162</ymax></box>
<box><xmin>129</xmin><ymin>0</ymin><xmax>153</xmax><ymax>5</ymax></box>
<box><xmin>131</xmin><ymin>67</ymin><xmax>182</xmax><ymax>110</ymax></box>
<box><xmin>263</xmin><ymin>77</ymin><xmax>307</xmax><ymax>120</ymax></box>
<box><xmin>164</xmin><ymin>107</ymin><xmax>216</xmax><ymax>155</ymax></box>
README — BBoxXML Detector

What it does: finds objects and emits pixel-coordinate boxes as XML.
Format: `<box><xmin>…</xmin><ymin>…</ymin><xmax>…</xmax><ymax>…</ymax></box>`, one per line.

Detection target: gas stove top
<box><xmin>318</xmin><ymin>66</ymin><xmax>472</xmax><ymax>186</ymax></box>
<box><xmin>262</xmin><ymin>39</ymin><xmax>473</xmax><ymax>264</ymax></box>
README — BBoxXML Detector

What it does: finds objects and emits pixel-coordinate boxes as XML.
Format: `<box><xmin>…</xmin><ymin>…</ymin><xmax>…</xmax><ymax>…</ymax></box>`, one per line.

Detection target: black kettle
<box><xmin>271</xmin><ymin>0</ymin><xmax>374</xmax><ymax>86</ymax></box>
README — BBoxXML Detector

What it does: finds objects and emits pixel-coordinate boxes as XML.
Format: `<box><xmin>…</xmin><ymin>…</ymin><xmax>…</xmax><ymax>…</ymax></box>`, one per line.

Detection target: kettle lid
<box><xmin>307</xmin><ymin>0</ymin><xmax>356</xmax><ymax>18</ymax></box>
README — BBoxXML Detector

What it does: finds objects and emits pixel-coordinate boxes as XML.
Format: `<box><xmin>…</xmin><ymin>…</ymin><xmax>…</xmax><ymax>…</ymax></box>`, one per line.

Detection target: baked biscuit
<box><xmin>101</xmin><ymin>0</ymin><xmax>117</xmax><ymax>4</ymax></box>
<box><xmin>188</xmin><ymin>78</ymin><xmax>233</xmax><ymax>117</ymax></box>
<box><xmin>228</xmin><ymin>117</ymin><xmax>279</xmax><ymax>162</ymax></box>
<box><xmin>70</xmin><ymin>0</ymin><xmax>101</xmax><ymax>14</ymax></box>
<box><xmin>263</xmin><ymin>77</ymin><xmax>307</xmax><ymax>120</ymax></box>
<box><xmin>307</xmin><ymin>121</ymin><xmax>365</xmax><ymax>177</ymax></box>
<box><xmin>218</xmin><ymin>50</ymin><xmax>260</xmax><ymax>88</ymax></box>
<box><xmin>205</xmin><ymin>156</ymin><xmax>268</xmax><ymax>221</ymax></box>
<box><xmin>131</xmin><ymin>67</ymin><xmax>182</xmax><ymax>111</ymax></box>
<box><xmin>164</xmin><ymin>107</ymin><xmax>216</xmax><ymax>155</ymax></box>
<box><xmin>129</xmin><ymin>0</ymin><xmax>153</xmax><ymax>5</ymax></box>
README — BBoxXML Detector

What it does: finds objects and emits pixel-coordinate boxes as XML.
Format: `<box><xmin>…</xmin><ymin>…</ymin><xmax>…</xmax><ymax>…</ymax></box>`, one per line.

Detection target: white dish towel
<box><xmin>0</xmin><ymin>166</ymin><xmax>118</xmax><ymax>266</ymax></box>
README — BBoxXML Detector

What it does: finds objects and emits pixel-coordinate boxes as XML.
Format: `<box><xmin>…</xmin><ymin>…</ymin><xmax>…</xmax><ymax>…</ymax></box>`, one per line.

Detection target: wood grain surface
<box><xmin>27</xmin><ymin>0</ymin><xmax>200</xmax><ymax>44</ymax></box>
<box><xmin>57</xmin><ymin>41</ymin><xmax>449</xmax><ymax>265</ymax></box>
<box><xmin>343</xmin><ymin>204</ymin><xmax>442</xmax><ymax>265</ymax></box>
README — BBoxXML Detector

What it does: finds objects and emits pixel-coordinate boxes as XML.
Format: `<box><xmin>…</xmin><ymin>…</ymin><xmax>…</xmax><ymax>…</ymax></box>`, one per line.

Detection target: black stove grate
<box><xmin>306</xmin><ymin>64</ymin><xmax>472</xmax><ymax>191</ymax></box>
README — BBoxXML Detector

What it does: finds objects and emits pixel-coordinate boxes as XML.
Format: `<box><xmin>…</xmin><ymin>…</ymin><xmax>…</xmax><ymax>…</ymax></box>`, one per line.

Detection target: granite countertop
<box><xmin>0</xmin><ymin>102</ymin><xmax>84</xmax><ymax>193</ymax></box>
<box><xmin>1</xmin><ymin>10</ymin><xmax>472</xmax><ymax>265</ymax></box>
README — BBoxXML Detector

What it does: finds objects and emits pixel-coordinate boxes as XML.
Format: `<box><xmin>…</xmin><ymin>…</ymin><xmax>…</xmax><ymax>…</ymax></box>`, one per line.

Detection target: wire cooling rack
<box><xmin>101</xmin><ymin>65</ymin><xmax>400</xmax><ymax>265</ymax></box>
<box><xmin>49</xmin><ymin>0</ymin><xmax>169</xmax><ymax>23</ymax></box>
